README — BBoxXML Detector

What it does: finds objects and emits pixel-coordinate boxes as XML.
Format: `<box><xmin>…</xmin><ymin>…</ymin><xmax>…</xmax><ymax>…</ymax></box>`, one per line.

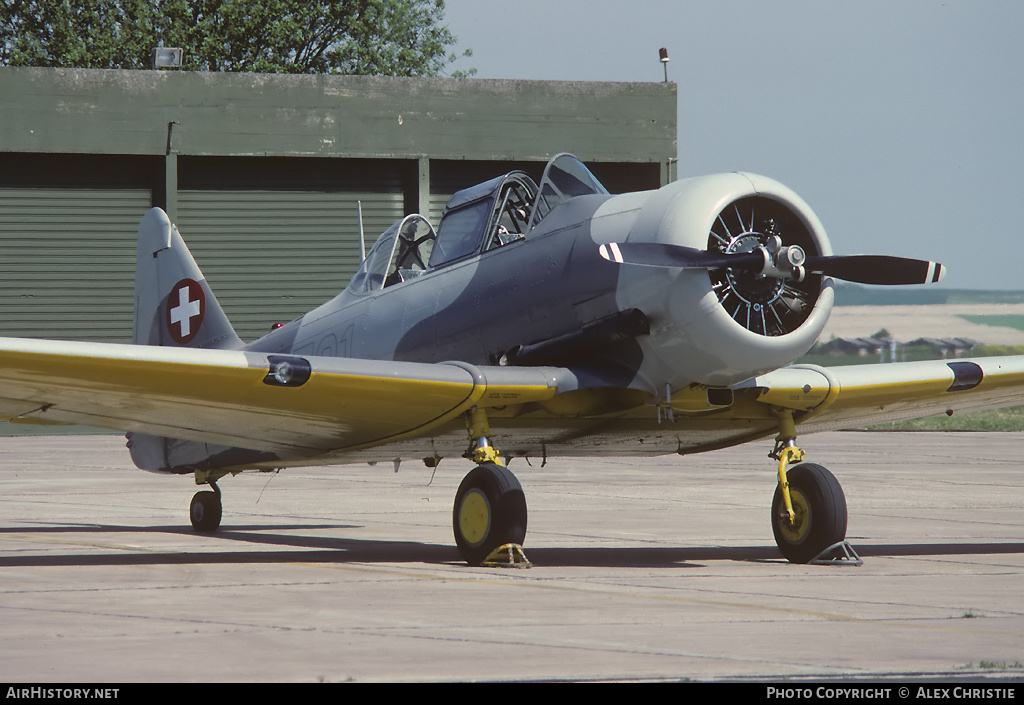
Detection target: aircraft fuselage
<box><xmin>249</xmin><ymin>170</ymin><xmax>834</xmax><ymax>398</ymax></box>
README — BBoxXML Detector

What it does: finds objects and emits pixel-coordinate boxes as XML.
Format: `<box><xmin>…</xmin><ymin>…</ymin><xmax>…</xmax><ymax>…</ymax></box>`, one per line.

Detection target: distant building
<box><xmin>906</xmin><ymin>337</ymin><xmax>979</xmax><ymax>357</ymax></box>
<box><xmin>816</xmin><ymin>337</ymin><xmax>886</xmax><ymax>356</ymax></box>
<box><xmin>813</xmin><ymin>335</ymin><xmax>979</xmax><ymax>362</ymax></box>
<box><xmin>0</xmin><ymin>68</ymin><xmax>677</xmax><ymax>342</ymax></box>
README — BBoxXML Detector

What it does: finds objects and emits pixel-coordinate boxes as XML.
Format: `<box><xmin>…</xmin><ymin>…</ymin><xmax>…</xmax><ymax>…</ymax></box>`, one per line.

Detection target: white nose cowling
<box><xmin>618</xmin><ymin>173</ymin><xmax>834</xmax><ymax>388</ymax></box>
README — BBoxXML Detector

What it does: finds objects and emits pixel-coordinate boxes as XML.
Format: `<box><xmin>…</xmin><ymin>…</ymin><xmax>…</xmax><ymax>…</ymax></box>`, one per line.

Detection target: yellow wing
<box><xmin>3</xmin><ymin>336</ymin><xmax>1021</xmax><ymax>468</ymax></box>
<box><xmin>746</xmin><ymin>356</ymin><xmax>1024</xmax><ymax>431</ymax></box>
<box><xmin>0</xmin><ymin>337</ymin><xmax>570</xmax><ymax>457</ymax></box>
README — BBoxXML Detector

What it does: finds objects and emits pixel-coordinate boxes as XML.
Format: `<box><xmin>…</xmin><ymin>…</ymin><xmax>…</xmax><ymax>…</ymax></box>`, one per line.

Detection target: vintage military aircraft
<box><xmin>1</xmin><ymin>153</ymin><xmax>1022</xmax><ymax>565</ymax></box>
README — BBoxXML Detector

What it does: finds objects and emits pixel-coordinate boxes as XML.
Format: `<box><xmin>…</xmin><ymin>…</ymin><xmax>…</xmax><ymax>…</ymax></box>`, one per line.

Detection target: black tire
<box><xmin>453</xmin><ymin>463</ymin><xmax>527</xmax><ymax>565</ymax></box>
<box><xmin>771</xmin><ymin>463</ymin><xmax>847</xmax><ymax>564</ymax></box>
<box><xmin>190</xmin><ymin>490</ymin><xmax>222</xmax><ymax>533</ymax></box>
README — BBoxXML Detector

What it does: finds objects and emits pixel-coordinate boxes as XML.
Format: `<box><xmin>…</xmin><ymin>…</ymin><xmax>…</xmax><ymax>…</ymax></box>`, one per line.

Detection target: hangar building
<box><xmin>0</xmin><ymin>68</ymin><xmax>677</xmax><ymax>342</ymax></box>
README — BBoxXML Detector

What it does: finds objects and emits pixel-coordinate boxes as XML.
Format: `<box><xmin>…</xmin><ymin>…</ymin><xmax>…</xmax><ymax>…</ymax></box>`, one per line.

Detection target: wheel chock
<box><xmin>810</xmin><ymin>540</ymin><xmax>863</xmax><ymax>566</ymax></box>
<box><xmin>482</xmin><ymin>543</ymin><xmax>532</xmax><ymax>568</ymax></box>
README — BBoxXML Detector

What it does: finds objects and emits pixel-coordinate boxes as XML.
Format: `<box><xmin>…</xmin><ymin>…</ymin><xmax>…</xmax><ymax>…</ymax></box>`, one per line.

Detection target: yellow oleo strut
<box><xmin>771</xmin><ymin>408</ymin><xmax>804</xmax><ymax>526</ymax></box>
<box><xmin>465</xmin><ymin>405</ymin><xmax>503</xmax><ymax>466</ymax></box>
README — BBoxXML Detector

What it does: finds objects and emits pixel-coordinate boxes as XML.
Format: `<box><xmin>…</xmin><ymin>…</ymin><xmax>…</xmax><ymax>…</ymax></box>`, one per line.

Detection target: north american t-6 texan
<box><xmin>2</xmin><ymin>154</ymin><xmax>1022</xmax><ymax>565</ymax></box>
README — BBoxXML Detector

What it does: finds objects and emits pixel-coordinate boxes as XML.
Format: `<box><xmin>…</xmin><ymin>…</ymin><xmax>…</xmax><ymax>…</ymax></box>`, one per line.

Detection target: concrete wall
<box><xmin>0</xmin><ymin>68</ymin><xmax>676</xmax><ymax>164</ymax></box>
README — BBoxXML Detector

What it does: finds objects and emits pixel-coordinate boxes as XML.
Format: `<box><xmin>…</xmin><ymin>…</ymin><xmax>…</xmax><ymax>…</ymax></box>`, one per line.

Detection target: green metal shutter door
<box><xmin>428</xmin><ymin>193</ymin><xmax>450</xmax><ymax>226</ymax></box>
<box><xmin>175</xmin><ymin>190</ymin><xmax>404</xmax><ymax>342</ymax></box>
<box><xmin>0</xmin><ymin>188</ymin><xmax>152</xmax><ymax>343</ymax></box>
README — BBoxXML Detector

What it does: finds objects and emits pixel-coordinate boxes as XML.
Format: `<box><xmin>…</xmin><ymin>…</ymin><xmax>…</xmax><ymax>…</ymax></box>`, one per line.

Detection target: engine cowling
<box><xmin>614</xmin><ymin>172</ymin><xmax>834</xmax><ymax>388</ymax></box>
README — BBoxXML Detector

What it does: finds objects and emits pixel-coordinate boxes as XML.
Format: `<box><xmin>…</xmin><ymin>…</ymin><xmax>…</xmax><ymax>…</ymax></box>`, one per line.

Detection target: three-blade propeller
<box><xmin>598</xmin><ymin>242</ymin><xmax>946</xmax><ymax>286</ymax></box>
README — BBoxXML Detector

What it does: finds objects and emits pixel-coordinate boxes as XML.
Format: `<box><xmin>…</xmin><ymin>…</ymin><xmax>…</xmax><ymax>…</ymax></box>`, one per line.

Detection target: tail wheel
<box><xmin>190</xmin><ymin>490</ymin><xmax>222</xmax><ymax>533</ymax></box>
<box><xmin>453</xmin><ymin>463</ymin><xmax>527</xmax><ymax>566</ymax></box>
<box><xmin>771</xmin><ymin>463</ymin><xmax>847</xmax><ymax>563</ymax></box>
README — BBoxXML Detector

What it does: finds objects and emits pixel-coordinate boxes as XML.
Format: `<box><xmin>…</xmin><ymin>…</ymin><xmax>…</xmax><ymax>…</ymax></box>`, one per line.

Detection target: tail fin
<box><xmin>129</xmin><ymin>208</ymin><xmax>244</xmax><ymax>473</ymax></box>
<box><xmin>133</xmin><ymin>208</ymin><xmax>242</xmax><ymax>350</ymax></box>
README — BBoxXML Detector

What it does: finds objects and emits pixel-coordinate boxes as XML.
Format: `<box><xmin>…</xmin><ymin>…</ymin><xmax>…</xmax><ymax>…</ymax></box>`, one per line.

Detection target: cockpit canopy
<box><xmin>528</xmin><ymin>152</ymin><xmax>609</xmax><ymax>229</ymax></box>
<box><xmin>428</xmin><ymin>171</ymin><xmax>537</xmax><ymax>268</ymax></box>
<box><xmin>346</xmin><ymin>214</ymin><xmax>437</xmax><ymax>293</ymax></box>
<box><xmin>346</xmin><ymin>153</ymin><xmax>607</xmax><ymax>294</ymax></box>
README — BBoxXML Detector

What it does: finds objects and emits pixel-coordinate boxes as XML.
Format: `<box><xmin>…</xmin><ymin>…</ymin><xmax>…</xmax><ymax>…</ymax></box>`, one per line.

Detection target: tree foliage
<box><xmin>0</xmin><ymin>0</ymin><xmax>473</xmax><ymax>76</ymax></box>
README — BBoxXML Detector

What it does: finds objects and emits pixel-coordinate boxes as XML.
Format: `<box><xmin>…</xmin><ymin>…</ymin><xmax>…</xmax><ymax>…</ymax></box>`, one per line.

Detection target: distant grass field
<box><xmin>870</xmin><ymin>405</ymin><xmax>1024</xmax><ymax>432</ymax></box>
<box><xmin>960</xmin><ymin>314</ymin><xmax>1024</xmax><ymax>331</ymax></box>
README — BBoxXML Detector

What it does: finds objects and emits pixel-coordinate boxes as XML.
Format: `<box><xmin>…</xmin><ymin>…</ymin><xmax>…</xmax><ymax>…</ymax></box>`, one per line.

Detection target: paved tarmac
<box><xmin>1</xmin><ymin>431</ymin><xmax>1022</xmax><ymax>683</ymax></box>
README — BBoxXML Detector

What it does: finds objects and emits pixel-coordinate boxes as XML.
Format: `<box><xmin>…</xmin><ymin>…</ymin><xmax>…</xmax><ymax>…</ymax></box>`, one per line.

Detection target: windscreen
<box><xmin>528</xmin><ymin>153</ymin><xmax>609</xmax><ymax>228</ymax></box>
<box><xmin>345</xmin><ymin>221</ymin><xmax>400</xmax><ymax>293</ymax></box>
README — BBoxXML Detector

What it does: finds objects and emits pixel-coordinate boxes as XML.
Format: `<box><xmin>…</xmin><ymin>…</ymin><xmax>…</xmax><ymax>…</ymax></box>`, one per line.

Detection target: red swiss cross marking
<box><xmin>166</xmin><ymin>278</ymin><xmax>206</xmax><ymax>345</ymax></box>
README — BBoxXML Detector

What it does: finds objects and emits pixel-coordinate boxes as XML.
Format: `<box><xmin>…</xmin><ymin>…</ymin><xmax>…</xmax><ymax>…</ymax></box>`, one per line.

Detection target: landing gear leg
<box><xmin>190</xmin><ymin>479</ymin><xmax>222</xmax><ymax>533</ymax></box>
<box><xmin>769</xmin><ymin>411</ymin><xmax>848</xmax><ymax>563</ymax></box>
<box><xmin>452</xmin><ymin>407</ymin><xmax>529</xmax><ymax>566</ymax></box>
<box><xmin>464</xmin><ymin>406</ymin><xmax>501</xmax><ymax>467</ymax></box>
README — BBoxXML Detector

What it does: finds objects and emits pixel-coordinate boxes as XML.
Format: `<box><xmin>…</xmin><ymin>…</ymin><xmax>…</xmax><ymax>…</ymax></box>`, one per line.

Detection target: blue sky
<box><xmin>443</xmin><ymin>0</ymin><xmax>1023</xmax><ymax>290</ymax></box>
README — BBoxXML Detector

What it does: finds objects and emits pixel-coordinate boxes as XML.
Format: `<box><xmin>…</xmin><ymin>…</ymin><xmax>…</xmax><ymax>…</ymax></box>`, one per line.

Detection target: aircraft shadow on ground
<box><xmin>1</xmin><ymin>522</ymin><xmax>1021</xmax><ymax>568</ymax></box>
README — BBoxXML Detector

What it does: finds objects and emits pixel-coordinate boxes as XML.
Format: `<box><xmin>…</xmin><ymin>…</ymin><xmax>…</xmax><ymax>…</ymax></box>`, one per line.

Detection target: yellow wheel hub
<box><xmin>778</xmin><ymin>488</ymin><xmax>811</xmax><ymax>544</ymax></box>
<box><xmin>459</xmin><ymin>489</ymin><xmax>491</xmax><ymax>546</ymax></box>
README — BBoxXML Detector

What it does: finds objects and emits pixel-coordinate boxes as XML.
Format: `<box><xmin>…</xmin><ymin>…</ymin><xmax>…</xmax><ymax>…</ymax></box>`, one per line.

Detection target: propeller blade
<box><xmin>598</xmin><ymin>242</ymin><xmax>762</xmax><ymax>271</ymax></box>
<box><xmin>599</xmin><ymin>243</ymin><xmax>946</xmax><ymax>286</ymax></box>
<box><xmin>804</xmin><ymin>255</ymin><xmax>946</xmax><ymax>285</ymax></box>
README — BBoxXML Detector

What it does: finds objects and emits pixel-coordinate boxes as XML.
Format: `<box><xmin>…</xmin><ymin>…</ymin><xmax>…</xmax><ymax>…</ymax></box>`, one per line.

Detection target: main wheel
<box><xmin>771</xmin><ymin>463</ymin><xmax>847</xmax><ymax>563</ymax></box>
<box><xmin>453</xmin><ymin>463</ymin><xmax>527</xmax><ymax>565</ymax></box>
<box><xmin>190</xmin><ymin>490</ymin><xmax>222</xmax><ymax>533</ymax></box>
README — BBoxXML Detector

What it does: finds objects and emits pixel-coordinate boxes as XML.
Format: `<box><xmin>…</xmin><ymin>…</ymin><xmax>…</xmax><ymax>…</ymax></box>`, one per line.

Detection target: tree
<box><xmin>0</xmin><ymin>0</ymin><xmax>473</xmax><ymax>76</ymax></box>
<box><xmin>1</xmin><ymin>0</ymin><xmax>154</xmax><ymax>68</ymax></box>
